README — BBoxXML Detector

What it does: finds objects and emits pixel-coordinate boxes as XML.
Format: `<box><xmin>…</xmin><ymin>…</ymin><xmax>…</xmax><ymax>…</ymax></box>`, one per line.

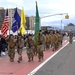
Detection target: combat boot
<box><xmin>17</xmin><ymin>58</ymin><xmax>20</xmax><ymax>63</ymax></box>
<box><xmin>28</xmin><ymin>58</ymin><xmax>31</xmax><ymax>62</ymax></box>
<box><xmin>17</xmin><ymin>60</ymin><xmax>20</xmax><ymax>63</ymax></box>
<box><xmin>10</xmin><ymin>59</ymin><xmax>14</xmax><ymax>62</ymax></box>
<box><xmin>20</xmin><ymin>57</ymin><xmax>22</xmax><ymax>61</ymax></box>
<box><xmin>32</xmin><ymin>57</ymin><xmax>33</xmax><ymax>61</ymax></box>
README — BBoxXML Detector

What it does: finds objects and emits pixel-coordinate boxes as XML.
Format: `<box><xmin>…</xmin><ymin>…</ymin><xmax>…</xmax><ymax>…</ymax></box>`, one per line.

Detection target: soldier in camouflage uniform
<box><xmin>55</xmin><ymin>31</ymin><xmax>60</xmax><ymax>49</ymax></box>
<box><xmin>45</xmin><ymin>31</ymin><xmax>50</xmax><ymax>50</ymax></box>
<box><xmin>16</xmin><ymin>34</ymin><xmax>24</xmax><ymax>63</ymax></box>
<box><xmin>50</xmin><ymin>31</ymin><xmax>54</xmax><ymax>49</ymax></box>
<box><xmin>69</xmin><ymin>32</ymin><xmax>73</xmax><ymax>44</ymax></box>
<box><xmin>59</xmin><ymin>33</ymin><xmax>63</xmax><ymax>46</ymax></box>
<box><xmin>49</xmin><ymin>31</ymin><xmax>52</xmax><ymax>49</ymax></box>
<box><xmin>52</xmin><ymin>31</ymin><xmax>58</xmax><ymax>51</ymax></box>
<box><xmin>43</xmin><ymin>33</ymin><xmax>46</xmax><ymax>51</ymax></box>
<box><xmin>25</xmin><ymin>34</ymin><xmax>34</xmax><ymax>62</ymax></box>
<box><xmin>6</xmin><ymin>34</ymin><xmax>15</xmax><ymax>62</ymax></box>
<box><xmin>37</xmin><ymin>30</ymin><xmax>45</xmax><ymax>62</ymax></box>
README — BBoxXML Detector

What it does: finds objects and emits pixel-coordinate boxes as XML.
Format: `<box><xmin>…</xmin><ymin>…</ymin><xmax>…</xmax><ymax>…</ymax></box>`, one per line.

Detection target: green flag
<box><xmin>34</xmin><ymin>2</ymin><xmax>40</xmax><ymax>43</ymax></box>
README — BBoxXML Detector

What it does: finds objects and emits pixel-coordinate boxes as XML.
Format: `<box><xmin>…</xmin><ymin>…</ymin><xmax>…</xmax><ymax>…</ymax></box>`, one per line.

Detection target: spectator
<box><xmin>1</xmin><ymin>37</ymin><xmax>7</xmax><ymax>55</ymax></box>
<box><xmin>0</xmin><ymin>35</ymin><xmax>2</xmax><ymax>56</ymax></box>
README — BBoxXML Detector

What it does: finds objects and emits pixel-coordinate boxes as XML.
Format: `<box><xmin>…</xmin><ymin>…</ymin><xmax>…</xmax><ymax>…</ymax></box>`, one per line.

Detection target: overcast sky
<box><xmin>0</xmin><ymin>0</ymin><xmax>75</xmax><ymax>28</ymax></box>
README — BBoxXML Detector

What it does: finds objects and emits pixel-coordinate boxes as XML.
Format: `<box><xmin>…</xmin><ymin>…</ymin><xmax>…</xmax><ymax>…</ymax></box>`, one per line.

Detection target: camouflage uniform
<box><xmin>16</xmin><ymin>34</ymin><xmax>24</xmax><ymax>63</ymax></box>
<box><xmin>45</xmin><ymin>33</ymin><xmax>50</xmax><ymax>49</ymax></box>
<box><xmin>26</xmin><ymin>34</ymin><xmax>34</xmax><ymax>62</ymax></box>
<box><xmin>50</xmin><ymin>33</ymin><xmax>53</xmax><ymax>48</ymax></box>
<box><xmin>33</xmin><ymin>44</ymin><xmax>37</xmax><ymax>56</ymax></box>
<box><xmin>59</xmin><ymin>33</ymin><xmax>63</xmax><ymax>46</ymax></box>
<box><xmin>69</xmin><ymin>32</ymin><xmax>73</xmax><ymax>44</ymax></box>
<box><xmin>52</xmin><ymin>33</ymin><xmax>58</xmax><ymax>51</ymax></box>
<box><xmin>43</xmin><ymin>34</ymin><xmax>46</xmax><ymax>50</ymax></box>
<box><xmin>49</xmin><ymin>33</ymin><xmax>52</xmax><ymax>48</ymax></box>
<box><xmin>6</xmin><ymin>35</ymin><xmax>15</xmax><ymax>62</ymax></box>
<box><xmin>56</xmin><ymin>33</ymin><xmax>60</xmax><ymax>48</ymax></box>
<box><xmin>37</xmin><ymin>32</ymin><xmax>45</xmax><ymax>62</ymax></box>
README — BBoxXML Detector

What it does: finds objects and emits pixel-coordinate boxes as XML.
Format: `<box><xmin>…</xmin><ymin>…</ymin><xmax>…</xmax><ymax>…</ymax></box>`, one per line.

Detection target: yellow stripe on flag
<box><xmin>20</xmin><ymin>7</ymin><xmax>26</xmax><ymax>36</ymax></box>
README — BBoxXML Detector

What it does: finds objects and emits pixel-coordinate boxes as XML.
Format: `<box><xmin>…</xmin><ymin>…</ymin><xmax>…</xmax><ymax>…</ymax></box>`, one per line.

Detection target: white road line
<box><xmin>28</xmin><ymin>41</ymin><xmax>69</xmax><ymax>75</ymax></box>
<box><xmin>63</xmin><ymin>40</ymin><xmax>67</xmax><ymax>42</ymax></box>
<box><xmin>73</xmin><ymin>40</ymin><xmax>75</xmax><ymax>42</ymax></box>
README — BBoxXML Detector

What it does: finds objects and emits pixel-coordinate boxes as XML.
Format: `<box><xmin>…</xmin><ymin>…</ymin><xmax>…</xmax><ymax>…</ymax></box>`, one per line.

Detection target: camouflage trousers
<box><xmin>17</xmin><ymin>48</ymin><xmax>23</xmax><ymax>61</ymax></box>
<box><xmin>45</xmin><ymin>42</ymin><xmax>50</xmax><ymax>49</ymax></box>
<box><xmin>8</xmin><ymin>47</ymin><xmax>15</xmax><ymax>60</ymax></box>
<box><xmin>69</xmin><ymin>38</ymin><xmax>73</xmax><ymax>44</ymax></box>
<box><xmin>33</xmin><ymin>45</ymin><xmax>37</xmax><ymax>55</ymax></box>
<box><xmin>37</xmin><ymin>44</ymin><xmax>44</xmax><ymax>61</ymax></box>
<box><xmin>51</xmin><ymin>42</ymin><xmax>57</xmax><ymax>51</ymax></box>
<box><xmin>58</xmin><ymin>40</ymin><xmax>62</xmax><ymax>47</ymax></box>
<box><xmin>26</xmin><ymin>47</ymin><xmax>34</xmax><ymax>59</ymax></box>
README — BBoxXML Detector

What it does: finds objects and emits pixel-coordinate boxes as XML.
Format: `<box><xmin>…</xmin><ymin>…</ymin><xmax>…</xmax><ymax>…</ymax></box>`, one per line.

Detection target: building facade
<box><xmin>26</xmin><ymin>16</ymin><xmax>41</xmax><ymax>30</ymax></box>
<box><xmin>0</xmin><ymin>7</ymin><xmax>40</xmax><ymax>31</ymax></box>
<box><xmin>0</xmin><ymin>7</ymin><xmax>5</xmax><ymax>29</ymax></box>
<box><xmin>64</xmin><ymin>23</ymin><xmax>75</xmax><ymax>31</ymax></box>
<box><xmin>26</xmin><ymin>16</ymin><xmax>30</xmax><ymax>30</ymax></box>
<box><xmin>29</xmin><ymin>16</ymin><xmax>35</xmax><ymax>30</ymax></box>
<box><xmin>41</xmin><ymin>26</ymin><xmax>54</xmax><ymax>31</ymax></box>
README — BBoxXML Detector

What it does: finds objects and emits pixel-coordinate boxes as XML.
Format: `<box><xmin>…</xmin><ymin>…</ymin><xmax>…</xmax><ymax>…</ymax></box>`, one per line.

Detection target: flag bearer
<box><xmin>16</xmin><ymin>34</ymin><xmax>24</xmax><ymax>63</ymax></box>
<box><xmin>6</xmin><ymin>34</ymin><xmax>15</xmax><ymax>62</ymax></box>
<box><xmin>37</xmin><ymin>30</ymin><xmax>45</xmax><ymax>62</ymax></box>
<box><xmin>25</xmin><ymin>34</ymin><xmax>34</xmax><ymax>62</ymax></box>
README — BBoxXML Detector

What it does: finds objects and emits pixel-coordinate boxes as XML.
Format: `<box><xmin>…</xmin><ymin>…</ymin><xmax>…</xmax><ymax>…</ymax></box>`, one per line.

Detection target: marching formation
<box><xmin>0</xmin><ymin>30</ymin><xmax>73</xmax><ymax>63</ymax></box>
<box><xmin>0</xmin><ymin>30</ymin><xmax>66</xmax><ymax>63</ymax></box>
<box><xmin>0</xmin><ymin>2</ymin><xmax>72</xmax><ymax>63</ymax></box>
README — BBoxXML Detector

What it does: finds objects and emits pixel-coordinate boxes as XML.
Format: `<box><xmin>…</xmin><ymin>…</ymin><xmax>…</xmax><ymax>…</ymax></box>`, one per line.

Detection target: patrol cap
<box><xmin>10</xmin><ymin>34</ymin><xmax>13</xmax><ymax>36</ymax></box>
<box><xmin>28</xmin><ymin>34</ymin><xmax>32</xmax><ymax>36</ymax></box>
<box><xmin>18</xmin><ymin>33</ymin><xmax>21</xmax><ymax>36</ymax></box>
<box><xmin>39</xmin><ymin>30</ymin><xmax>42</xmax><ymax>32</ymax></box>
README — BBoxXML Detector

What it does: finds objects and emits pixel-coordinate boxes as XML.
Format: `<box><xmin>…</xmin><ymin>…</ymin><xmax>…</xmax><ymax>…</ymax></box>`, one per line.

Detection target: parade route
<box><xmin>33</xmin><ymin>40</ymin><xmax>75</xmax><ymax>75</ymax></box>
<box><xmin>0</xmin><ymin>40</ymin><xmax>68</xmax><ymax>75</ymax></box>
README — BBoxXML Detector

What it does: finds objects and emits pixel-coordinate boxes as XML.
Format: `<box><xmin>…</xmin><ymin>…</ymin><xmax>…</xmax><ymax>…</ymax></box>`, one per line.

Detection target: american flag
<box><xmin>1</xmin><ymin>9</ymin><xmax>9</xmax><ymax>37</ymax></box>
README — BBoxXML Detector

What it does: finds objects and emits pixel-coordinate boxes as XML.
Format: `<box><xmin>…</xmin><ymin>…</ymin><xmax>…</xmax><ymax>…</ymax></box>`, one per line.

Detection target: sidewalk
<box><xmin>0</xmin><ymin>40</ymin><xmax>68</xmax><ymax>75</ymax></box>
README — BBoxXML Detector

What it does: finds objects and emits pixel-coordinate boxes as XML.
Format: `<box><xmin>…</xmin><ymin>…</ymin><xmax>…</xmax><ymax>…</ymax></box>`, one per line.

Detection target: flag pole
<box><xmin>7</xmin><ymin>9</ymin><xmax>9</xmax><ymax>36</ymax></box>
<box><xmin>17</xmin><ymin>25</ymin><xmax>18</xmax><ymax>35</ymax></box>
<box><xmin>16</xmin><ymin>7</ymin><xmax>18</xmax><ymax>35</ymax></box>
<box><xmin>9</xmin><ymin>25</ymin><xmax>10</xmax><ymax>35</ymax></box>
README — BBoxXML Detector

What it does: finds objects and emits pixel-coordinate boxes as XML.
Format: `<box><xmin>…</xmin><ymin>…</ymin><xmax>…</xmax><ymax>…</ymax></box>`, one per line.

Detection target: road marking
<box><xmin>73</xmin><ymin>40</ymin><xmax>75</xmax><ymax>42</ymax></box>
<box><xmin>28</xmin><ymin>41</ymin><xmax>69</xmax><ymax>75</ymax></box>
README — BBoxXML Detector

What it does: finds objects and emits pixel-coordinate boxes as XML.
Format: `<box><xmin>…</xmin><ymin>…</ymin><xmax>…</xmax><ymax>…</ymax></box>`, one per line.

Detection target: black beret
<box><xmin>28</xmin><ymin>34</ymin><xmax>32</xmax><ymax>36</ymax></box>
<box><xmin>18</xmin><ymin>33</ymin><xmax>21</xmax><ymax>36</ymax></box>
<box><xmin>10</xmin><ymin>34</ymin><xmax>13</xmax><ymax>36</ymax></box>
<box><xmin>39</xmin><ymin>30</ymin><xmax>42</xmax><ymax>32</ymax></box>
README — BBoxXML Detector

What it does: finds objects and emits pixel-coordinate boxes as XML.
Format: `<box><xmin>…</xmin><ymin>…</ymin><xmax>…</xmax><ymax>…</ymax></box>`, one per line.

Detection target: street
<box><xmin>0</xmin><ymin>37</ymin><xmax>68</xmax><ymax>75</ymax></box>
<box><xmin>33</xmin><ymin>41</ymin><xmax>75</xmax><ymax>75</ymax></box>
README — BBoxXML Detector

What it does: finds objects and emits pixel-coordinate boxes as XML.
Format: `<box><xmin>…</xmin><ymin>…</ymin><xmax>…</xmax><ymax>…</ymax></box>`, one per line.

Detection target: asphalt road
<box><xmin>34</xmin><ymin>42</ymin><xmax>75</xmax><ymax>75</ymax></box>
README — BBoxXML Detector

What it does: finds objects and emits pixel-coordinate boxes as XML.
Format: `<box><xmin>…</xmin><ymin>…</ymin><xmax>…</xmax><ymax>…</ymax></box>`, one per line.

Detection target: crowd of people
<box><xmin>0</xmin><ymin>35</ymin><xmax>8</xmax><ymax>56</ymax></box>
<box><xmin>0</xmin><ymin>30</ymin><xmax>73</xmax><ymax>63</ymax></box>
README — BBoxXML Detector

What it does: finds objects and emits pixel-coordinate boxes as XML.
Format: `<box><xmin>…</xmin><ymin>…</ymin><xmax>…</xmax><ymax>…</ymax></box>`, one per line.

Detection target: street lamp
<box><xmin>61</xmin><ymin>20</ymin><xmax>62</xmax><ymax>30</ymax></box>
<box><xmin>61</xmin><ymin>14</ymin><xmax>69</xmax><ymax>30</ymax></box>
<box><xmin>40</xmin><ymin>13</ymin><xmax>69</xmax><ymax>31</ymax></box>
<box><xmin>41</xmin><ymin>13</ymin><xmax>69</xmax><ymax>19</ymax></box>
